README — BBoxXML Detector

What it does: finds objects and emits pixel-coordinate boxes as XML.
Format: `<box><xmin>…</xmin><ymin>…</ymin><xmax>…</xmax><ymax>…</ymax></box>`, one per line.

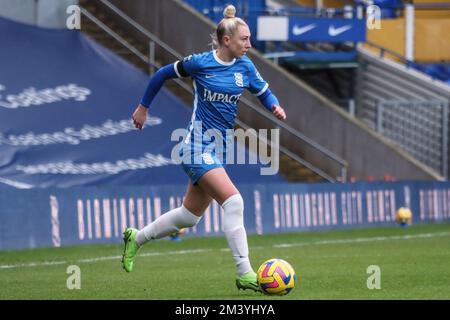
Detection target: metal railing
<box><xmin>80</xmin><ymin>0</ymin><xmax>349</xmax><ymax>182</ymax></box>
<box><xmin>374</xmin><ymin>99</ymin><xmax>448</xmax><ymax>178</ymax></box>
<box><xmin>363</xmin><ymin>41</ymin><xmax>410</xmax><ymax>65</ymax></box>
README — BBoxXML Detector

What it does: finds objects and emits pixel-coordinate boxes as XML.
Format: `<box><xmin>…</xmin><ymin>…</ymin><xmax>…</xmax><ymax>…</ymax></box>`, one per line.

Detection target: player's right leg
<box><xmin>121</xmin><ymin>181</ymin><xmax>211</xmax><ymax>272</ymax></box>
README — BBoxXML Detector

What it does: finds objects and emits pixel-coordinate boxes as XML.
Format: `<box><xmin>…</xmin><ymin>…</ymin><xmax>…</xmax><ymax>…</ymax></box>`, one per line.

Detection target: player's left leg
<box><xmin>197</xmin><ymin>168</ymin><xmax>260</xmax><ymax>292</ymax></box>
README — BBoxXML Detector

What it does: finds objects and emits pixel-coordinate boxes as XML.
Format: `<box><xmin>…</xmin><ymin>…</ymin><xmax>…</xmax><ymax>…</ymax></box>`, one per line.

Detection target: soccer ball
<box><xmin>395</xmin><ymin>207</ymin><xmax>412</xmax><ymax>226</ymax></box>
<box><xmin>256</xmin><ymin>258</ymin><xmax>296</xmax><ymax>295</ymax></box>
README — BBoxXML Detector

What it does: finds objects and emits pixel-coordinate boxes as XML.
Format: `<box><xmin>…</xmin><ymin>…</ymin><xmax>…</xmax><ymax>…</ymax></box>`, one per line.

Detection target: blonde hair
<box><xmin>211</xmin><ymin>5</ymin><xmax>248</xmax><ymax>49</ymax></box>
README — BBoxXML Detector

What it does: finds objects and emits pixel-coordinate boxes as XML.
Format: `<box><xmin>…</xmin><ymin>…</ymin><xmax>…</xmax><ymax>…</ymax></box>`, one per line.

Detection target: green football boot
<box><xmin>121</xmin><ymin>228</ymin><xmax>140</xmax><ymax>272</ymax></box>
<box><xmin>235</xmin><ymin>271</ymin><xmax>261</xmax><ymax>293</ymax></box>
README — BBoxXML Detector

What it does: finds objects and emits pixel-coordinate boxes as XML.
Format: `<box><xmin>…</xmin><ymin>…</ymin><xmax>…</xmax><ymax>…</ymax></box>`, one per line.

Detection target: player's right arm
<box><xmin>133</xmin><ymin>55</ymin><xmax>201</xmax><ymax>130</ymax></box>
<box><xmin>132</xmin><ymin>63</ymin><xmax>178</xmax><ymax>130</ymax></box>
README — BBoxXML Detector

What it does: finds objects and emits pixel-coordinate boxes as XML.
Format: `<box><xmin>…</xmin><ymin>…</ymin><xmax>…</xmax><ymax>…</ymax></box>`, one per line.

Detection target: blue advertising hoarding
<box><xmin>1</xmin><ymin>181</ymin><xmax>450</xmax><ymax>251</ymax></box>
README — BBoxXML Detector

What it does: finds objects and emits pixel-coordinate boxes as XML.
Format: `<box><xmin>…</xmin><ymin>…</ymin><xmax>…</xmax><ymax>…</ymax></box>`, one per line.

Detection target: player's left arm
<box><xmin>247</xmin><ymin>61</ymin><xmax>286</xmax><ymax>121</ymax></box>
<box><xmin>257</xmin><ymin>89</ymin><xmax>286</xmax><ymax>120</ymax></box>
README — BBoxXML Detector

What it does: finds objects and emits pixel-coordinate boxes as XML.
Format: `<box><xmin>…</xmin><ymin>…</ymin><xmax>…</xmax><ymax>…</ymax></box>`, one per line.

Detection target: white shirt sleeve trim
<box><xmin>174</xmin><ymin>61</ymin><xmax>182</xmax><ymax>78</ymax></box>
<box><xmin>254</xmin><ymin>83</ymin><xmax>269</xmax><ymax>97</ymax></box>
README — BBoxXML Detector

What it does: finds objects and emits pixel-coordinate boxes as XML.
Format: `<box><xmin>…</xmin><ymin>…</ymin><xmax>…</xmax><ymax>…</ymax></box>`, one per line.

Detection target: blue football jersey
<box><xmin>174</xmin><ymin>50</ymin><xmax>269</xmax><ymax>144</ymax></box>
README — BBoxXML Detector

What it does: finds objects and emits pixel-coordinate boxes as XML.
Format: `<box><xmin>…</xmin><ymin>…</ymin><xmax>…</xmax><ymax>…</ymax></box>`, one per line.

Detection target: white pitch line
<box><xmin>272</xmin><ymin>231</ymin><xmax>450</xmax><ymax>248</ymax></box>
<box><xmin>0</xmin><ymin>260</ymin><xmax>67</xmax><ymax>269</ymax></box>
<box><xmin>0</xmin><ymin>248</ymin><xmax>211</xmax><ymax>270</ymax></box>
<box><xmin>1</xmin><ymin>231</ymin><xmax>449</xmax><ymax>270</ymax></box>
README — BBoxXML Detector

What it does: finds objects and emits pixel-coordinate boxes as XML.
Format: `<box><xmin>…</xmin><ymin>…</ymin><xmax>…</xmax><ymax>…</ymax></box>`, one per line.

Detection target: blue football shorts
<box><xmin>178</xmin><ymin>141</ymin><xmax>224</xmax><ymax>185</ymax></box>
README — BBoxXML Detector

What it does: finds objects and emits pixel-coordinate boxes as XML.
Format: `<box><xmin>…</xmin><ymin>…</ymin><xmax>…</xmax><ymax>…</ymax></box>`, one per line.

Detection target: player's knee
<box><xmin>222</xmin><ymin>193</ymin><xmax>244</xmax><ymax>212</ymax></box>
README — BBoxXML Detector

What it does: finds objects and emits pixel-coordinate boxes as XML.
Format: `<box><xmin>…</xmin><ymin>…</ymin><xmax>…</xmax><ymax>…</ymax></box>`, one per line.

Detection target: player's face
<box><xmin>229</xmin><ymin>24</ymin><xmax>252</xmax><ymax>58</ymax></box>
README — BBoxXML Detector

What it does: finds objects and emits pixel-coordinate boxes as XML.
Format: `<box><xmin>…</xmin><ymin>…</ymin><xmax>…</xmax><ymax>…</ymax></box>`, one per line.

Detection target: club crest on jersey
<box><xmin>234</xmin><ymin>73</ymin><xmax>244</xmax><ymax>87</ymax></box>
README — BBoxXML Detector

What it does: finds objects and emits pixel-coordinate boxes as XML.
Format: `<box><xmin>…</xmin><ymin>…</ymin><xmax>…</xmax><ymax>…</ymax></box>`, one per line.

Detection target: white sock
<box><xmin>222</xmin><ymin>194</ymin><xmax>253</xmax><ymax>276</ymax></box>
<box><xmin>135</xmin><ymin>205</ymin><xmax>201</xmax><ymax>246</ymax></box>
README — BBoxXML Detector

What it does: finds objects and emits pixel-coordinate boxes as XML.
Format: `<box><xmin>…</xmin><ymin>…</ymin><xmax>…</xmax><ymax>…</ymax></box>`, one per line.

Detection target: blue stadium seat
<box><xmin>411</xmin><ymin>62</ymin><xmax>450</xmax><ymax>84</ymax></box>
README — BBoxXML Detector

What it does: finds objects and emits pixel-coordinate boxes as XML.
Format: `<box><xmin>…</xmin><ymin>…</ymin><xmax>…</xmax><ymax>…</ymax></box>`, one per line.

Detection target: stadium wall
<box><xmin>102</xmin><ymin>0</ymin><xmax>440</xmax><ymax>181</ymax></box>
<box><xmin>1</xmin><ymin>181</ymin><xmax>450</xmax><ymax>251</ymax></box>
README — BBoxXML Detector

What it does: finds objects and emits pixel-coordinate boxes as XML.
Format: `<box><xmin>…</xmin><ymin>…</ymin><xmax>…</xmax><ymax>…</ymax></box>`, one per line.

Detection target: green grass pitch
<box><xmin>1</xmin><ymin>223</ymin><xmax>449</xmax><ymax>300</ymax></box>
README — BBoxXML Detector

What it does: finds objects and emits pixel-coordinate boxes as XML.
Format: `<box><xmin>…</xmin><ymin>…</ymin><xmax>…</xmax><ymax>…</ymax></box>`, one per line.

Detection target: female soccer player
<box><xmin>122</xmin><ymin>5</ymin><xmax>286</xmax><ymax>292</ymax></box>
